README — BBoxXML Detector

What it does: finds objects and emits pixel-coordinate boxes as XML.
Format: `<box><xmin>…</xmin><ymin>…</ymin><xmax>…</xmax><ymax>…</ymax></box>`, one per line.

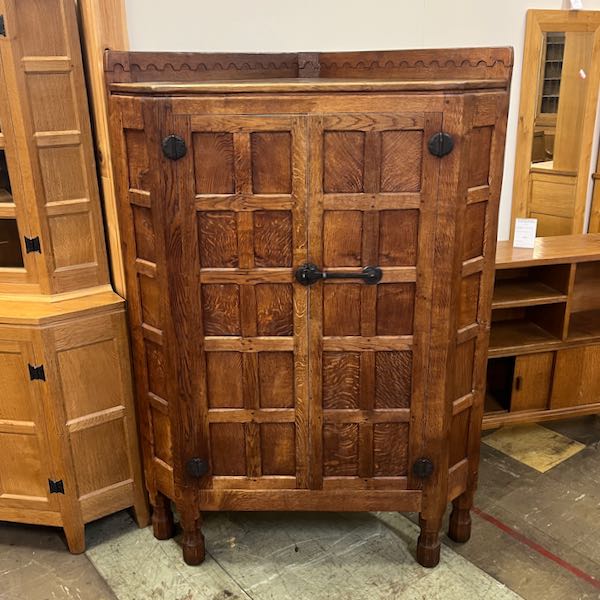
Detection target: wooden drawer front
<box><xmin>511</xmin><ymin>352</ymin><xmax>554</xmax><ymax>412</ymax></box>
<box><xmin>551</xmin><ymin>345</ymin><xmax>600</xmax><ymax>409</ymax></box>
<box><xmin>0</xmin><ymin>335</ymin><xmax>55</xmax><ymax>511</ymax></box>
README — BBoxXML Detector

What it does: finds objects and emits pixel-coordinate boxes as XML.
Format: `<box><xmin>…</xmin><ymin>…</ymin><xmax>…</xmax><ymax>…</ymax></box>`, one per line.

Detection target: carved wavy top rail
<box><xmin>105</xmin><ymin>48</ymin><xmax>514</xmax><ymax>85</ymax></box>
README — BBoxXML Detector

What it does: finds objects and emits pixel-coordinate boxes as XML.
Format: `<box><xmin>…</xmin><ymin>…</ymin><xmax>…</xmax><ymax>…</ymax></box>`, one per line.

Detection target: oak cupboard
<box><xmin>0</xmin><ymin>0</ymin><xmax>148</xmax><ymax>550</ymax></box>
<box><xmin>107</xmin><ymin>47</ymin><xmax>512</xmax><ymax>567</ymax></box>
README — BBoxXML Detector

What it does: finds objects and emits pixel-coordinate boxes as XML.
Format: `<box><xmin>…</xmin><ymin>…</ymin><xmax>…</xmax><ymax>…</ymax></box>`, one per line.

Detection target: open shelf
<box><xmin>567</xmin><ymin>309</ymin><xmax>600</xmax><ymax>341</ymax></box>
<box><xmin>489</xmin><ymin>319</ymin><xmax>560</xmax><ymax>357</ymax></box>
<box><xmin>492</xmin><ymin>279</ymin><xmax>567</xmax><ymax>309</ymax></box>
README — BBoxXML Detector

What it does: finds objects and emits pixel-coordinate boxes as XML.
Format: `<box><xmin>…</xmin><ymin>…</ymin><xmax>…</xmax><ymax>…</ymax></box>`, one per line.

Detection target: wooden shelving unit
<box><xmin>484</xmin><ymin>234</ymin><xmax>600</xmax><ymax>429</ymax></box>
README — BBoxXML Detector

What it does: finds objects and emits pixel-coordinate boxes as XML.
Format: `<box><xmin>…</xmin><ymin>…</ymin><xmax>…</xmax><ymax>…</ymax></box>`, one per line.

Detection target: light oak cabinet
<box><xmin>107</xmin><ymin>48</ymin><xmax>512</xmax><ymax>567</ymax></box>
<box><xmin>0</xmin><ymin>0</ymin><xmax>148</xmax><ymax>550</ymax></box>
<box><xmin>485</xmin><ymin>235</ymin><xmax>600</xmax><ymax>427</ymax></box>
<box><xmin>0</xmin><ymin>298</ymin><xmax>147</xmax><ymax>551</ymax></box>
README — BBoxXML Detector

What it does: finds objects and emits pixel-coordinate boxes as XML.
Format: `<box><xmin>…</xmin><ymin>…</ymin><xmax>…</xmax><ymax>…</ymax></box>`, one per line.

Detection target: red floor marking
<box><xmin>472</xmin><ymin>506</ymin><xmax>600</xmax><ymax>590</ymax></box>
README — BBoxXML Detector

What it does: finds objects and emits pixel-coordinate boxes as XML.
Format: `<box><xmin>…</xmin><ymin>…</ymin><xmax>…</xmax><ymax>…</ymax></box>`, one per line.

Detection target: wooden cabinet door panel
<box><xmin>308</xmin><ymin>112</ymin><xmax>442</xmax><ymax>490</ymax></box>
<box><xmin>511</xmin><ymin>352</ymin><xmax>554</xmax><ymax>412</ymax></box>
<box><xmin>189</xmin><ymin>114</ymin><xmax>310</xmax><ymax>488</ymax></box>
<box><xmin>0</xmin><ymin>335</ymin><xmax>57</xmax><ymax>512</ymax></box>
<box><xmin>551</xmin><ymin>346</ymin><xmax>600</xmax><ymax>409</ymax></box>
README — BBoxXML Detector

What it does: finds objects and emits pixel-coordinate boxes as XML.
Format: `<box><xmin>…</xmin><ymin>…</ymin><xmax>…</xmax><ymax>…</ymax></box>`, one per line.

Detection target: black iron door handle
<box><xmin>295</xmin><ymin>263</ymin><xmax>382</xmax><ymax>286</ymax></box>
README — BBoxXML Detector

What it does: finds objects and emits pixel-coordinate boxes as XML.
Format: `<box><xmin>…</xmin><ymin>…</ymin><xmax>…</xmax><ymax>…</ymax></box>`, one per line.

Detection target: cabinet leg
<box><xmin>416</xmin><ymin>515</ymin><xmax>441</xmax><ymax>568</ymax></box>
<box><xmin>63</xmin><ymin>522</ymin><xmax>86</xmax><ymax>554</ymax></box>
<box><xmin>132</xmin><ymin>487</ymin><xmax>151</xmax><ymax>529</ymax></box>
<box><xmin>151</xmin><ymin>492</ymin><xmax>175</xmax><ymax>540</ymax></box>
<box><xmin>180</xmin><ymin>510</ymin><xmax>206</xmax><ymax>566</ymax></box>
<box><xmin>448</xmin><ymin>496</ymin><xmax>472</xmax><ymax>543</ymax></box>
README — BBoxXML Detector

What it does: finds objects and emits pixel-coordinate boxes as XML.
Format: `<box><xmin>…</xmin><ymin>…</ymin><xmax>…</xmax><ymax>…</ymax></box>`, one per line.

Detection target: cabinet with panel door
<box><xmin>0</xmin><ymin>0</ymin><xmax>148</xmax><ymax>551</ymax></box>
<box><xmin>485</xmin><ymin>235</ymin><xmax>600</xmax><ymax>428</ymax></box>
<box><xmin>107</xmin><ymin>47</ymin><xmax>512</xmax><ymax>567</ymax></box>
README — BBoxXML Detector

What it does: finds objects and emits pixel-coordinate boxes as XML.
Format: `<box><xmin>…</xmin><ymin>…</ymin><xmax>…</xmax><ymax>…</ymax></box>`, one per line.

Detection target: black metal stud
<box><xmin>412</xmin><ymin>458</ymin><xmax>435</xmax><ymax>479</ymax></box>
<box><xmin>162</xmin><ymin>134</ymin><xmax>187</xmax><ymax>161</ymax></box>
<box><xmin>428</xmin><ymin>132</ymin><xmax>454</xmax><ymax>158</ymax></box>
<box><xmin>186</xmin><ymin>457</ymin><xmax>209</xmax><ymax>478</ymax></box>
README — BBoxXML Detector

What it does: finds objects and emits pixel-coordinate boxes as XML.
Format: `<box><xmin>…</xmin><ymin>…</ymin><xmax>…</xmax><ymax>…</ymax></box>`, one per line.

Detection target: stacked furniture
<box><xmin>485</xmin><ymin>234</ymin><xmax>600</xmax><ymax>428</ymax></box>
<box><xmin>0</xmin><ymin>0</ymin><xmax>147</xmax><ymax>551</ymax></box>
<box><xmin>106</xmin><ymin>47</ymin><xmax>512</xmax><ymax>567</ymax></box>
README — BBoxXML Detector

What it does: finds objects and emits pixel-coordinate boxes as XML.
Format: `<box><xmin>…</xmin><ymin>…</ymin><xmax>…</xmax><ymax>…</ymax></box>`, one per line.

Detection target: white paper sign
<box><xmin>513</xmin><ymin>218</ymin><xmax>538</xmax><ymax>249</ymax></box>
<box><xmin>570</xmin><ymin>0</ymin><xmax>583</xmax><ymax>9</ymax></box>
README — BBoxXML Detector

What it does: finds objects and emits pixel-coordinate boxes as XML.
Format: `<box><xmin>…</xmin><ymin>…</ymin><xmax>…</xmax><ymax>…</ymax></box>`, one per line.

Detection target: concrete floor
<box><xmin>1</xmin><ymin>415</ymin><xmax>599</xmax><ymax>600</ymax></box>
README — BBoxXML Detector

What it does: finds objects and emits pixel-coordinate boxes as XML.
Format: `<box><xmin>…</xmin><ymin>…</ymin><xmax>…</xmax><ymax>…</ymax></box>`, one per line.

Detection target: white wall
<box><xmin>124</xmin><ymin>0</ymin><xmax>600</xmax><ymax>239</ymax></box>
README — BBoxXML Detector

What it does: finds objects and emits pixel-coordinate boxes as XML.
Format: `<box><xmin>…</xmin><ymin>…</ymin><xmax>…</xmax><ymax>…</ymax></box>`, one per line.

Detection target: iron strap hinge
<box><xmin>48</xmin><ymin>479</ymin><xmax>64</xmax><ymax>494</ymax></box>
<box><xmin>24</xmin><ymin>236</ymin><xmax>41</xmax><ymax>254</ymax></box>
<box><xmin>28</xmin><ymin>364</ymin><xmax>46</xmax><ymax>381</ymax></box>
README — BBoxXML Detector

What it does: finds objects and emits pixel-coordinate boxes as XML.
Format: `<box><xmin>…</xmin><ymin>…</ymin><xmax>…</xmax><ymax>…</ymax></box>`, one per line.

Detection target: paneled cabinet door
<box><xmin>307</xmin><ymin>112</ymin><xmax>442</xmax><ymax>490</ymax></box>
<box><xmin>179</xmin><ymin>109</ymin><xmax>442</xmax><ymax>492</ymax></box>
<box><xmin>0</xmin><ymin>335</ymin><xmax>58</xmax><ymax>513</ymax></box>
<box><xmin>190</xmin><ymin>115</ymin><xmax>309</xmax><ymax>489</ymax></box>
<box><xmin>511</xmin><ymin>352</ymin><xmax>554</xmax><ymax>412</ymax></box>
<box><xmin>551</xmin><ymin>345</ymin><xmax>600</xmax><ymax>409</ymax></box>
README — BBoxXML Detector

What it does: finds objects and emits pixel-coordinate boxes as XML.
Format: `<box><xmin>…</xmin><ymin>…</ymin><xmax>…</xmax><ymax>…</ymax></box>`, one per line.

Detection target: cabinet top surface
<box><xmin>496</xmin><ymin>234</ymin><xmax>600</xmax><ymax>268</ymax></box>
<box><xmin>109</xmin><ymin>77</ymin><xmax>508</xmax><ymax>95</ymax></box>
<box><xmin>105</xmin><ymin>47</ymin><xmax>513</xmax><ymax>94</ymax></box>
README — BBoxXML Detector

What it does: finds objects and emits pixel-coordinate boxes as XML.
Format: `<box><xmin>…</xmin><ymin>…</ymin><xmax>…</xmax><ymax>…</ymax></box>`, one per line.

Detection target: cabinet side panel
<box><xmin>449</xmin><ymin>92</ymin><xmax>510</xmax><ymax>501</ymax></box>
<box><xmin>108</xmin><ymin>95</ymin><xmax>173</xmax><ymax>500</ymax></box>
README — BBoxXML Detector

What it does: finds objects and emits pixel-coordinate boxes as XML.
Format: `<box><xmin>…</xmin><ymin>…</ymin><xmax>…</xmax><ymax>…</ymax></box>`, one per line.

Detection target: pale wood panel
<box><xmin>551</xmin><ymin>345</ymin><xmax>600</xmax><ymax>409</ymax></box>
<box><xmin>78</xmin><ymin>0</ymin><xmax>129</xmax><ymax>296</ymax></box>
<box><xmin>511</xmin><ymin>352</ymin><xmax>554</xmax><ymax>412</ymax></box>
<box><xmin>0</xmin><ymin>0</ymin><xmax>109</xmax><ymax>293</ymax></box>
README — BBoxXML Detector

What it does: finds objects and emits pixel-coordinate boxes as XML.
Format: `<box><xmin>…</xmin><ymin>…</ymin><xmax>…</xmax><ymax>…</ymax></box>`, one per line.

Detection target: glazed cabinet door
<box><xmin>0</xmin><ymin>330</ymin><xmax>58</xmax><ymax>515</ymax></box>
<box><xmin>187</xmin><ymin>114</ymin><xmax>310</xmax><ymax>489</ymax></box>
<box><xmin>306</xmin><ymin>112</ymin><xmax>442</xmax><ymax>490</ymax></box>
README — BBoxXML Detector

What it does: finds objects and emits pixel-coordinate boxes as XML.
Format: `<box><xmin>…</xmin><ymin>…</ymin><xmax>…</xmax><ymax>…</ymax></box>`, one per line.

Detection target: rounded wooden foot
<box><xmin>416</xmin><ymin>532</ymin><xmax>441</xmax><ymax>568</ymax></box>
<box><xmin>182</xmin><ymin>528</ymin><xmax>206</xmax><ymax>565</ymax></box>
<box><xmin>179</xmin><ymin>509</ymin><xmax>206</xmax><ymax>566</ymax></box>
<box><xmin>416</xmin><ymin>516</ymin><xmax>441</xmax><ymax>568</ymax></box>
<box><xmin>448</xmin><ymin>506</ymin><xmax>472</xmax><ymax>543</ymax></box>
<box><xmin>151</xmin><ymin>494</ymin><xmax>175</xmax><ymax>540</ymax></box>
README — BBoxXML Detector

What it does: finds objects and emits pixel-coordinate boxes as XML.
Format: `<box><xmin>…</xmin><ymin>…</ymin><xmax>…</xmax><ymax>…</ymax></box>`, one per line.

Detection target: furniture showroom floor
<box><xmin>1</xmin><ymin>416</ymin><xmax>599</xmax><ymax>600</ymax></box>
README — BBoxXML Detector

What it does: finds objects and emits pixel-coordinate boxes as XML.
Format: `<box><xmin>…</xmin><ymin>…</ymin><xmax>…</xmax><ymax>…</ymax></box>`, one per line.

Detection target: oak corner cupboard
<box><xmin>106</xmin><ymin>47</ymin><xmax>513</xmax><ymax>567</ymax></box>
<box><xmin>0</xmin><ymin>0</ymin><xmax>148</xmax><ymax>552</ymax></box>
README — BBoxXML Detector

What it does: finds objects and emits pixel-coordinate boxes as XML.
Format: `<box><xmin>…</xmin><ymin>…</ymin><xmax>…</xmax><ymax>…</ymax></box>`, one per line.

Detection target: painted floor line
<box><xmin>472</xmin><ymin>506</ymin><xmax>600</xmax><ymax>590</ymax></box>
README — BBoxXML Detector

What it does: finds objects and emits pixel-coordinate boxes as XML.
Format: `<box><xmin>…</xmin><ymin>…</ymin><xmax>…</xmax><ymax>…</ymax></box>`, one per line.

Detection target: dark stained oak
<box><xmin>107</xmin><ymin>48</ymin><xmax>512</xmax><ymax>569</ymax></box>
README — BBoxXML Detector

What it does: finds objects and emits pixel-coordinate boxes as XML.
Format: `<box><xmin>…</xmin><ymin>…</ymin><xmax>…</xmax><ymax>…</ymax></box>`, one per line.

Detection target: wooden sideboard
<box><xmin>107</xmin><ymin>47</ymin><xmax>512</xmax><ymax>567</ymax></box>
<box><xmin>484</xmin><ymin>234</ymin><xmax>600</xmax><ymax>428</ymax></box>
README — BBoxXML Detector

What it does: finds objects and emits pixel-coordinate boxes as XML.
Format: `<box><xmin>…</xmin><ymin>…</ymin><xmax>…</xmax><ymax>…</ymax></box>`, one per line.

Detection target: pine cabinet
<box><xmin>107</xmin><ymin>48</ymin><xmax>512</xmax><ymax>567</ymax></box>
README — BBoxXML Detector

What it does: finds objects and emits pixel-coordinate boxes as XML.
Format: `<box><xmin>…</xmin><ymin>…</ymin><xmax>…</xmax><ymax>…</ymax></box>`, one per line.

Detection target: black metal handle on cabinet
<box><xmin>295</xmin><ymin>263</ymin><xmax>382</xmax><ymax>286</ymax></box>
<box><xmin>515</xmin><ymin>376</ymin><xmax>523</xmax><ymax>392</ymax></box>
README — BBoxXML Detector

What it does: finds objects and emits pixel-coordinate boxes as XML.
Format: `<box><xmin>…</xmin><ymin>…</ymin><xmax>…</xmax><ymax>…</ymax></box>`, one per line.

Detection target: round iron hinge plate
<box><xmin>162</xmin><ymin>134</ymin><xmax>187</xmax><ymax>161</ymax></box>
<box><xmin>186</xmin><ymin>457</ymin><xmax>209</xmax><ymax>478</ymax></box>
<box><xmin>428</xmin><ymin>132</ymin><xmax>454</xmax><ymax>158</ymax></box>
<box><xmin>412</xmin><ymin>457</ymin><xmax>434</xmax><ymax>479</ymax></box>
